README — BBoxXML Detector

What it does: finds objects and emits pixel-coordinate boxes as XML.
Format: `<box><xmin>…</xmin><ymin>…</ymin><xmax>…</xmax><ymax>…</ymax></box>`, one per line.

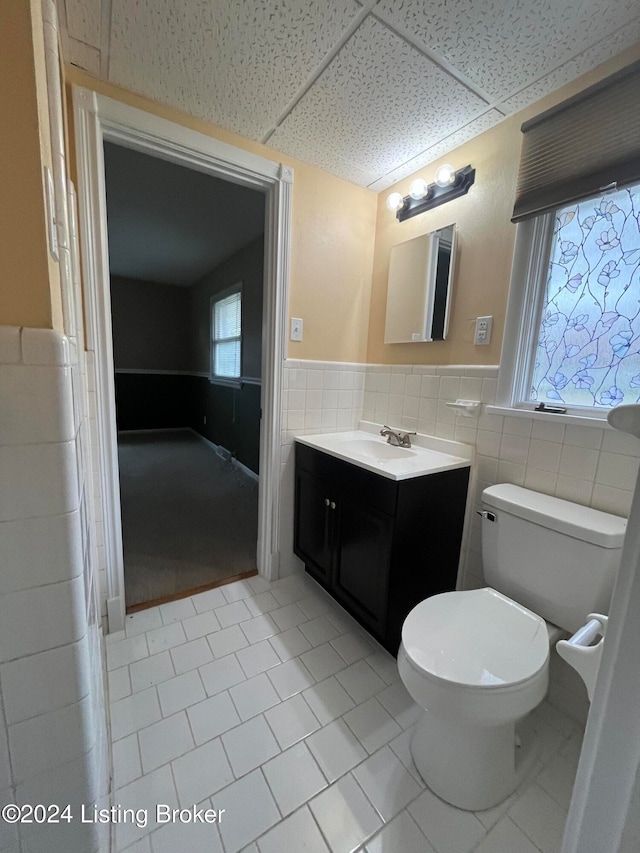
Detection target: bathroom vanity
<box><xmin>293</xmin><ymin>426</ymin><xmax>471</xmax><ymax>654</ymax></box>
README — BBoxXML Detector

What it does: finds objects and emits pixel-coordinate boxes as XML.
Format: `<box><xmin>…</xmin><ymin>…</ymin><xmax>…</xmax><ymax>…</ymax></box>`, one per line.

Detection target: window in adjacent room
<box><xmin>496</xmin><ymin>59</ymin><xmax>640</xmax><ymax>421</ymax></box>
<box><xmin>211</xmin><ymin>285</ymin><xmax>242</xmax><ymax>381</ymax></box>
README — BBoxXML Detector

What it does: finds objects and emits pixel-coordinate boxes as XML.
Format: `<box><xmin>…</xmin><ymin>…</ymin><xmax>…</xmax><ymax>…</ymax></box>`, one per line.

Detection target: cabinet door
<box><xmin>333</xmin><ymin>494</ymin><xmax>393</xmax><ymax>637</ymax></box>
<box><xmin>294</xmin><ymin>469</ymin><xmax>333</xmax><ymax>585</ymax></box>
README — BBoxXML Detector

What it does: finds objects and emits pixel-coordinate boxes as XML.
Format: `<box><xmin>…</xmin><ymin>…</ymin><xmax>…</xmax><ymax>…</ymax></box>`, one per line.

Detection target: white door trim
<box><xmin>72</xmin><ymin>85</ymin><xmax>292</xmax><ymax>632</ymax></box>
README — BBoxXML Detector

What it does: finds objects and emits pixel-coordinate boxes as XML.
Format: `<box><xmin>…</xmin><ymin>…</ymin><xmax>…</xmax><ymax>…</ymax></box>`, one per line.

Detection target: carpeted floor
<box><xmin>118</xmin><ymin>430</ymin><xmax>258</xmax><ymax>608</ymax></box>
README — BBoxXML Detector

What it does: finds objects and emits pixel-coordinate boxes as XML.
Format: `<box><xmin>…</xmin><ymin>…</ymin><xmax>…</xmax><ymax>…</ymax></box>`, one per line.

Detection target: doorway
<box><xmin>103</xmin><ymin>141</ymin><xmax>265</xmax><ymax>609</ymax></box>
<box><xmin>73</xmin><ymin>86</ymin><xmax>293</xmax><ymax>632</ymax></box>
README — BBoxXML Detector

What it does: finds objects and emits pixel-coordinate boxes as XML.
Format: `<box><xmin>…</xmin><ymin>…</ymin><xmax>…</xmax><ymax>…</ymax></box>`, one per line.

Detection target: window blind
<box><xmin>512</xmin><ymin>60</ymin><xmax>640</xmax><ymax>223</ymax></box>
<box><xmin>213</xmin><ymin>290</ymin><xmax>241</xmax><ymax>378</ymax></box>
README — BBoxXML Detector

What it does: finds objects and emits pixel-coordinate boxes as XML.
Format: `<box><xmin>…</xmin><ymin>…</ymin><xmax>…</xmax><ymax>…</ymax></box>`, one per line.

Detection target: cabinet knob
<box><xmin>324</xmin><ymin>498</ymin><xmax>330</xmax><ymax>507</ymax></box>
<box><xmin>330</xmin><ymin>501</ymin><xmax>336</xmax><ymax>510</ymax></box>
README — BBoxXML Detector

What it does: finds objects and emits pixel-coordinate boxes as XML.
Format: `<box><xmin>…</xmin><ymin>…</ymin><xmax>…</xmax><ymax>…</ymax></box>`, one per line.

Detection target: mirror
<box><xmin>384</xmin><ymin>224</ymin><xmax>456</xmax><ymax>343</ymax></box>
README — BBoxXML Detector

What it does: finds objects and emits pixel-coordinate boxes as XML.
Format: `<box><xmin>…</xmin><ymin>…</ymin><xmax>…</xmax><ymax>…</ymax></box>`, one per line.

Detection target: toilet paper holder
<box><xmin>556</xmin><ymin>613</ymin><xmax>608</xmax><ymax>702</ymax></box>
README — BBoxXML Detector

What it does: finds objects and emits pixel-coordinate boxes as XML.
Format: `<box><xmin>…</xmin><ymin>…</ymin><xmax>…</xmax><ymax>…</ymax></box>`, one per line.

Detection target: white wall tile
<box><xmin>564</xmin><ymin>425</ymin><xmax>604</xmax><ymax>450</ymax></box>
<box><xmin>532</xmin><ymin>420</ymin><xmax>565</xmax><ymax>443</ymax></box>
<box><xmin>0</xmin><ymin>510</ymin><xmax>82</xmax><ymax>594</ymax></box>
<box><xmin>0</xmin><ymin>441</ymin><xmax>79</xmax><ymax>521</ymax></box>
<box><xmin>527</xmin><ymin>439</ymin><xmax>561</xmax><ymax>473</ymax></box>
<box><xmin>1</xmin><ymin>638</ymin><xmax>90</xmax><ymax>725</ymax></box>
<box><xmin>0</xmin><ymin>326</ymin><xmax>21</xmax><ymax>364</ymax></box>
<box><xmin>524</xmin><ymin>467</ymin><xmax>557</xmax><ymax>495</ymax></box>
<box><xmin>591</xmin><ymin>484</ymin><xmax>633</xmax><ymax>517</ymax></box>
<box><xmin>0</xmin><ymin>365</ymin><xmax>76</xmax><ymax>445</ymax></box>
<box><xmin>8</xmin><ymin>696</ymin><xmax>93</xmax><ymax>783</ymax></box>
<box><xmin>0</xmin><ymin>576</ymin><xmax>85</xmax><ymax>663</ymax></box>
<box><xmin>500</xmin><ymin>434</ymin><xmax>530</xmax><ymax>466</ymax></box>
<box><xmin>595</xmin><ymin>452</ymin><xmax>640</xmax><ymax>492</ymax></box>
<box><xmin>601</xmin><ymin>429</ymin><xmax>640</xmax><ymax>457</ymax></box>
<box><xmin>0</xmin><ymin>700</ymin><xmax>11</xmax><ymax>791</ymax></box>
<box><xmin>20</xmin><ymin>328</ymin><xmax>70</xmax><ymax>366</ymax></box>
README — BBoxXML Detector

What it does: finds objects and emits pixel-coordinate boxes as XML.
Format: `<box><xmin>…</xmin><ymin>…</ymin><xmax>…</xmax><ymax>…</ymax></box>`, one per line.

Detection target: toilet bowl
<box><xmin>398</xmin><ymin>484</ymin><xmax>626</xmax><ymax>811</ymax></box>
<box><xmin>398</xmin><ymin>588</ymin><xmax>549</xmax><ymax>810</ymax></box>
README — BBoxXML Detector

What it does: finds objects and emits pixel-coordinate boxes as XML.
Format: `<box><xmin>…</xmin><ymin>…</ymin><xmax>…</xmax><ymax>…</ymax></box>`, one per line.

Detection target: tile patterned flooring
<box><xmin>106</xmin><ymin>574</ymin><xmax>584</xmax><ymax>853</ymax></box>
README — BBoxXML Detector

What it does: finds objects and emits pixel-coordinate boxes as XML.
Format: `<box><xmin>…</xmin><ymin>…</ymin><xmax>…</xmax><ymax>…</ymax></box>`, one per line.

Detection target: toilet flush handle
<box><xmin>476</xmin><ymin>510</ymin><xmax>496</xmax><ymax>522</ymax></box>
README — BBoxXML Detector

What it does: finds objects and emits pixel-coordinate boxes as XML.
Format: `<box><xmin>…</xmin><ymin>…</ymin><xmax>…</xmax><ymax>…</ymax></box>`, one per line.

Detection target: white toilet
<box><xmin>398</xmin><ymin>484</ymin><xmax>626</xmax><ymax>811</ymax></box>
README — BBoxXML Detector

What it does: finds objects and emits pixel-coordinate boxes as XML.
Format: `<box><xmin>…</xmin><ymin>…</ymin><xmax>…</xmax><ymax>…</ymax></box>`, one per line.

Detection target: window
<box><xmin>529</xmin><ymin>184</ymin><xmax>640</xmax><ymax>410</ymax></box>
<box><xmin>498</xmin><ymin>182</ymin><xmax>640</xmax><ymax>420</ymax></box>
<box><xmin>211</xmin><ymin>286</ymin><xmax>242</xmax><ymax>381</ymax></box>
<box><xmin>495</xmin><ymin>60</ymin><xmax>640</xmax><ymax>423</ymax></box>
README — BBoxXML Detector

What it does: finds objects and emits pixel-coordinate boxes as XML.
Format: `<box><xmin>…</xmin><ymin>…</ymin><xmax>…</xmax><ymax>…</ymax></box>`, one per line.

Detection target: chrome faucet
<box><xmin>380</xmin><ymin>425</ymin><xmax>416</xmax><ymax>448</ymax></box>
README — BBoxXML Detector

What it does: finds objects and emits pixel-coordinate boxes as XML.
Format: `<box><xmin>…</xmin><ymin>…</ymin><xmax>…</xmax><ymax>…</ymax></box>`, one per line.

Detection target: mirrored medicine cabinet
<box><xmin>384</xmin><ymin>224</ymin><xmax>456</xmax><ymax>343</ymax></box>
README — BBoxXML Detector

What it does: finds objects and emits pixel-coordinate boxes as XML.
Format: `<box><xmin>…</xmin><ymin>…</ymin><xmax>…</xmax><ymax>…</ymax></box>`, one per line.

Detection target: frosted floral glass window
<box><xmin>530</xmin><ymin>182</ymin><xmax>640</xmax><ymax>409</ymax></box>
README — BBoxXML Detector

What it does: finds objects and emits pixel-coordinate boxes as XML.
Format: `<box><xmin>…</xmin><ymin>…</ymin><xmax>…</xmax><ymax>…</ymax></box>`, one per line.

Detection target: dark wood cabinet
<box><xmin>294</xmin><ymin>442</ymin><xmax>470</xmax><ymax>655</ymax></box>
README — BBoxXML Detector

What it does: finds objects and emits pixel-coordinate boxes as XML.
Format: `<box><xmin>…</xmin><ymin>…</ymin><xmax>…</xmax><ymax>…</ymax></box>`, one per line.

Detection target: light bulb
<box><xmin>435</xmin><ymin>164</ymin><xmax>456</xmax><ymax>187</ymax></box>
<box><xmin>409</xmin><ymin>178</ymin><xmax>429</xmax><ymax>200</ymax></box>
<box><xmin>386</xmin><ymin>192</ymin><xmax>405</xmax><ymax>213</ymax></box>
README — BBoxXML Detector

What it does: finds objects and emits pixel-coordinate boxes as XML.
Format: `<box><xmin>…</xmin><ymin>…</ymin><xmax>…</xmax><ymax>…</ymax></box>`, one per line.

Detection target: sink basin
<box><xmin>337</xmin><ymin>438</ymin><xmax>415</xmax><ymax>461</ymax></box>
<box><xmin>295</xmin><ymin>425</ymin><xmax>472</xmax><ymax>481</ymax></box>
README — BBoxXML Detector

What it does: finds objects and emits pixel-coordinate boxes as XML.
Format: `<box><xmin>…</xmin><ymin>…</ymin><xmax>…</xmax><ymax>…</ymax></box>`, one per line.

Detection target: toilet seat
<box><xmin>402</xmin><ymin>587</ymin><xmax>549</xmax><ymax>689</ymax></box>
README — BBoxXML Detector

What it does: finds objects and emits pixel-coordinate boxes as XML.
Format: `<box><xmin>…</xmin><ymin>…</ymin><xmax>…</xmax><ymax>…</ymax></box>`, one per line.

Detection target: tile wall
<box><xmin>279</xmin><ymin>359</ymin><xmax>640</xmax><ymax>724</ymax></box>
<box><xmin>0</xmin><ymin>326</ymin><xmax>110</xmax><ymax>853</ymax></box>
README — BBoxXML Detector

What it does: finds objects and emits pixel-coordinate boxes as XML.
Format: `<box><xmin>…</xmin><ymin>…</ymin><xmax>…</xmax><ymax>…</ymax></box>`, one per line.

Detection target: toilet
<box><xmin>398</xmin><ymin>484</ymin><xmax>626</xmax><ymax>811</ymax></box>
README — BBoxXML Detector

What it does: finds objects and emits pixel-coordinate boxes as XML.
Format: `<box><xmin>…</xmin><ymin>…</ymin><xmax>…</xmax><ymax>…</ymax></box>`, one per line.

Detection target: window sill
<box><xmin>485</xmin><ymin>405</ymin><xmax>613</xmax><ymax>429</ymax></box>
<box><xmin>208</xmin><ymin>375</ymin><xmax>262</xmax><ymax>389</ymax></box>
<box><xmin>208</xmin><ymin>376</ymin><xmax>242</xmax><ymax>389</ymax></box>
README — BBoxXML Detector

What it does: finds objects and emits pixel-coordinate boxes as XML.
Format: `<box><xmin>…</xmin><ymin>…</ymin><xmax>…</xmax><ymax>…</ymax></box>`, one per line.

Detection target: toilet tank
<box><xmin>481</xmin><ymin>484</ymin><xmax>626</xmax><ymax>633</ymax></box>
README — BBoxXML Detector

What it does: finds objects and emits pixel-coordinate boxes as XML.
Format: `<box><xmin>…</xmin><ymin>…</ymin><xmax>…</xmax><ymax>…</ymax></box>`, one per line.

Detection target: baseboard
<box><xmin>117</xmin><ymin>427</ymin><xmax>191</xmax><ymax>436</ymax></box>
<box><xmin>190</xmin><ymin>428</ymin><xmax>259</xmax><ymax>483</ymax></box>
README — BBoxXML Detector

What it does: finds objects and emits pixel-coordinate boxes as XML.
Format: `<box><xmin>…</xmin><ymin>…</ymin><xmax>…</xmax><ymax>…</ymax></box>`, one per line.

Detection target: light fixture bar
<box><xmin>395</xmin><ymin>165</ymin><xmax>476</xmax><ymax>222</ymax></box>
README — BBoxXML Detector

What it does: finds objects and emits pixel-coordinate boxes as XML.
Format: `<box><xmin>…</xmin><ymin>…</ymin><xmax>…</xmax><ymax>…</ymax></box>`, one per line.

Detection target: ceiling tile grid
<box><xmin>65</xmin><ymin>36</ymin><xmax>102</xmax><ymax>76</ymax></box>
<box><xmin>368</xmin><ymin>109</ymin><xmax>505</xmax><ymax>192</ymax></box>
<box><xmin>498</xmin><ymin>19</ymin><xmax>640</xmax><ymax>114</ymax></box>
<box><xmin>375</xmin><ymin>0</ymin><xmax>640</xmax><ymax>102</ymax></box>
<box><xmin>108</xmin><ymin>0</ymin><xmax>362</xmax><ymax>141</ymax></box>
<box><xmin>269</xmin><ymin>16</ymin><xmax>487</xmax><ymax>186</ymax></box>
<box><xmin>59</xmin><ymin>0</ymin><xmax>640</xmax><ymax>190</ymax></box>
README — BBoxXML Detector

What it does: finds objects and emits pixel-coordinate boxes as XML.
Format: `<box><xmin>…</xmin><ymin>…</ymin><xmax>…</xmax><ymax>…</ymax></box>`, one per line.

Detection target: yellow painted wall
<box><xmin>0</xmin><ymin>0</ymin><xmax>62</xmax><ymax>330</ymax></box>
<box><xmin>367</xmin><ymin>44</ymin><xmax>640</xmax><ymax>365</ymax></box>
<box><xmin>64</xmin><ymin>68</ymin><xmax>378</xmax><ymax>364</ymax></box>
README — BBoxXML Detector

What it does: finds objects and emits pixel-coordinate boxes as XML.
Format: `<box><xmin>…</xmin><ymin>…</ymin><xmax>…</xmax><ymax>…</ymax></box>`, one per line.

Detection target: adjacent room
<box><xmin>104</xmin><ymin>141</ymin><xmax>266</xmax><ymax>608</ymax></box>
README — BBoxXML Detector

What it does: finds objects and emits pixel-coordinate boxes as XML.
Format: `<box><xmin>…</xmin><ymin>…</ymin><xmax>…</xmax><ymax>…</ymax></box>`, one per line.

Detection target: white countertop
<box><xmin>295</xmin><ymin>421</ymin><xmax>472</xmax><ymax>481</ymax></box>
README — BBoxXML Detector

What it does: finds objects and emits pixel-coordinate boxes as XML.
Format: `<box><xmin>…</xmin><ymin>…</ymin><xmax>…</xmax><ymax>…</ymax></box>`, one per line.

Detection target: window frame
<box><xmin>210</xmin><ymin>283</ymin><xmax>243</xmax><ymax>387</ymax></box>
<box><xmin>492</xmin><ymin>207</ymin><xmax>618</xmax><ymax>427</ymax></box>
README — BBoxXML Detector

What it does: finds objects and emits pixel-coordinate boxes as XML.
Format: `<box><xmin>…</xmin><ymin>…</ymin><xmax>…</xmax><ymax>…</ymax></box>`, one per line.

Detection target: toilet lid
<box><xmin>402</xmin><ymin>588</ymin><xmax>549</xmax><ymax>688</ymax></box>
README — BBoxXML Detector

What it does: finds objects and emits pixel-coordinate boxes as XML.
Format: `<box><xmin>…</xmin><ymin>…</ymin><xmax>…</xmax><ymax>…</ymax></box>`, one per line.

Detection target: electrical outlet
<box><xmin>290</xmin><ymin>317</ymin><xmax>303</xmax><ymax>342</ymax></box>
<box><xmin>474</xmin><ymin>315</ymin><xmax>493</xmax><ymax>345</ymax></box>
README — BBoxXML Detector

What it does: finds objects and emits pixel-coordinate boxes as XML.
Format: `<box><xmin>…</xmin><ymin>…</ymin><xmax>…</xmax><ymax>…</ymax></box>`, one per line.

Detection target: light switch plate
<box><xmin>290</xmin><ymin>317</ymin><xmax>303</xmax><ymax>342</ymax></box>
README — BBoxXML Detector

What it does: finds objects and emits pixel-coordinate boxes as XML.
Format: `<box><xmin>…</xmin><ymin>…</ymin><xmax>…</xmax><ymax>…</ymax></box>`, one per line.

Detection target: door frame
<box><xmin>72</xmin><ymin>86</ymin><xmax>293</xmax><ymax>632</ymax></box>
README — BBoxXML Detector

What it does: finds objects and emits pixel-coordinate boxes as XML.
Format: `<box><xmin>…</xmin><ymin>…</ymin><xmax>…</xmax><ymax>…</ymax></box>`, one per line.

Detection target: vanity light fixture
<box><xmin>388</xmin><ymin>164</ymin><xmax>476</xmax><ymax>222</ymax></box>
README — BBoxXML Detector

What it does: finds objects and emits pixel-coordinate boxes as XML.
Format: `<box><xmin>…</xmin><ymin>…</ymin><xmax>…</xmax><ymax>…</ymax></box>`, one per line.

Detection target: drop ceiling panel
<box><xmin>108</xmin><ymin>0</ymin><xmax>361</xmax><ymax>141</ymax></box>
<box><xmin>499</xmin><ymin>22</ymin><xmax>640</xmax><ymax>114</ymax></box>
<box><xmin>66</xmin><ymin>36</ymin><xmax>101</xmax><ymax>75</ymax></box>
<box><xmin>270</xmin><ymin>16</ymin><xmax>487</xmax><ymax>187</ymax></box>
<box><xmin>64</xmin><ymin>0</ymin><xmax>101</xmax><ymax>46</ymax></box>
<box><xmin>368</xmin><ymin>110</ymin><xmax>504</xmax><ymax>192</ymax></box>
<box><xmin>376</xmin><ymin>0</ymin><xmax>640</xmax><ymax>101</ymax></box>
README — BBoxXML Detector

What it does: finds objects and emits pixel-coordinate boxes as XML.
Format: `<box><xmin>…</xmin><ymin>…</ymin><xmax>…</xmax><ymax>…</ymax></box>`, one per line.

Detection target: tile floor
<box><xmin>106</xmin><ymin>573</ymin><xmax>584</xmax><ymax>853</ymax></box>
